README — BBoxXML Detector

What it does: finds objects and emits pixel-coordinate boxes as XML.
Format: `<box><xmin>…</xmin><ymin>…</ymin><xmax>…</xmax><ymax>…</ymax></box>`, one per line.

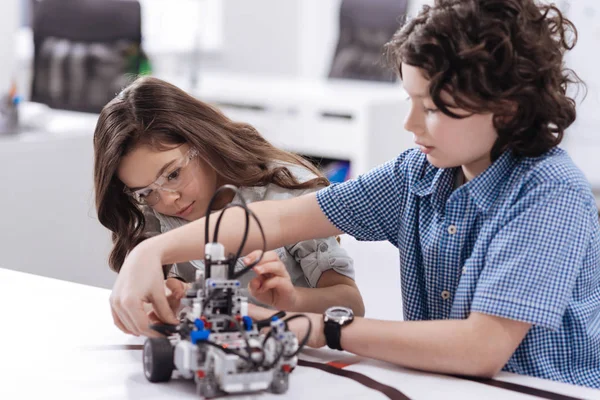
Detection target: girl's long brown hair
<box><xmin>93</xmin><ymin>76</ymin><xmax>328</xmax><ymax>273</ymax></box>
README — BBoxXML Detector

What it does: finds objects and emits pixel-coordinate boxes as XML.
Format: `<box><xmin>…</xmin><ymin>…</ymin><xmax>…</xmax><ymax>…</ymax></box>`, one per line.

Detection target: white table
<box><xmin>0</xmin><ymin>268</ymin><xmax>597</xmax><ymax>400</ymax></box>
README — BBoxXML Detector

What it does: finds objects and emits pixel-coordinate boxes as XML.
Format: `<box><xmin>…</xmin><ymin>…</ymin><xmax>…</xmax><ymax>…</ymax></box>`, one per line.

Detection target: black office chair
<box><xmin>328</xmin><ymin>0</ymin><xmax>409</xmax><ymax>83</ymax></box>
<box><xmin>30</xmin><ymin>0</ymin><xmax>142</xmax><ymax>113</ymax></box>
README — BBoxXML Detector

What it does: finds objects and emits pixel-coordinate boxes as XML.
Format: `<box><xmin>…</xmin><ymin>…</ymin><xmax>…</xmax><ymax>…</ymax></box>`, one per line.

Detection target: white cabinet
<box><xmin>193</xmin><ymin>73</ymin><xmax>414</xmax><ymax>178</ymax></box>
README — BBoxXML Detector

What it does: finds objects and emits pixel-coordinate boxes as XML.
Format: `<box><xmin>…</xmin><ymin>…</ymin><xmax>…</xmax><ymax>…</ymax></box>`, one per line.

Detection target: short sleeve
<box><xmin>168</xmin><ymin>261</ymin><xmax>199</xmax><ymax>283</ymax></box>
<box><xmin>285</xmin><ymin>236</ymin><xmax>354</xmax><ymax>288</ymax></box>
<box><xmin>316</xmin><ymin>150</ymin><xmax>411</xmax><ymax>246</ymax></box>
<box><xmin>471</xmin><ymin>183</ymin><xmax>595</xmax><ymax>330</ymax></box>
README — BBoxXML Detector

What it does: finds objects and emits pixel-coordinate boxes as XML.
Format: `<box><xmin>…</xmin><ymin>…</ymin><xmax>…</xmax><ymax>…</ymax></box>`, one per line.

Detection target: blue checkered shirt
<box><xmin>316</xmin><ymin>147</ymin><xmax>600</xmax><ymax>388</ymax></box>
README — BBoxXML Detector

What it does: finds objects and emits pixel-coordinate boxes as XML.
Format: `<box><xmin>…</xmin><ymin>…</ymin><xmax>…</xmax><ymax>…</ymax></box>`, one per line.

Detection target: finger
<box><xmin>166</xmin><ymin>292</ymin><xmax>183</xmax><ymax>316</ymax></box>
<box><xmin>247</xmin><ymin>276</ymin><xmax>265</xmax><ymax>296</ymax></box>
<box><xmin>165</xmin><ymin>278</ymin><xmax>186</xmax><ymax>298</ymax></box>
<box><xmin>166</xmin><ymin>294</ymin><xmax>181</xmax><ymax>313</ymax></box>
<box><xmin>259</xmin><ymin>276</ymin><xmax>289</xmax><ymax>292</ymax></box>
<box><xmin>148</xmin><ymin>291</ymin><xmax>179</xmax><ymax>326</ymax></box>
<box><xmin>147</xmin><ymin>310</ymin><xmax>162</xmax><ymax>325</ymax></box>
<box><xmin>243</xmin><ymin>250</ymin><xmax>262</xmax><ymax>265</ymax></box>
<box><xmin>254</xmin><ymin>261</ymin><xmax>290</xmax><ymax>279</ymax></box>
<box><xmin>120</xmin><ymin>296</ymin><xmax>151</xmax><ymax>336</ymax></box>
<box><xmin>111</xmin><ymin>307</ymin><xmax>132</xmax><ymax>335</ymax></box>
<box><xmin>243</xmin><ymin>250</ymin><xmax>279</xmax><ymax>265</ymax></box>
<box><xmin>111</xmin><ymin>296</ymin><xmax>139</xmax><ymax>336</ymax></box>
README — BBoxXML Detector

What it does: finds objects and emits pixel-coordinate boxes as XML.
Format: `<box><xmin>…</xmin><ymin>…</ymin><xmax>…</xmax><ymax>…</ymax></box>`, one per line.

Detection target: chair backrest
<box><xmin>31</xmin><ymin>0</ymin><xmax>142</xmax><ymax>112</ymax></box>
<box><xmin>328</xmin><ymin>0</ymin><xmax>409</xmax><ymax>82</ymax></box>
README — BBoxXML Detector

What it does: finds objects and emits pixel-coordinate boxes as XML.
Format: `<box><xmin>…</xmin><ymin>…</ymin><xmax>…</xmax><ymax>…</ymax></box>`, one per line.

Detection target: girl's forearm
<box><xmin>293</xmin><ymin>285</ymin><xmax>365</xmax><ymax>316</ymax></box>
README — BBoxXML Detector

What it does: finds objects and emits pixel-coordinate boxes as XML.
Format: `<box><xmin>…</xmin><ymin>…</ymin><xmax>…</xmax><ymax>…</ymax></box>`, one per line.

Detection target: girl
<box><xmin>93</xmin><ymin>76</ymin><xmax>365</xmax><ymax>320</ymax></box>
<box><xmin>108</xmin><ymin>0</ymin><xmax>599</xmax><ymax>388</ymax></box>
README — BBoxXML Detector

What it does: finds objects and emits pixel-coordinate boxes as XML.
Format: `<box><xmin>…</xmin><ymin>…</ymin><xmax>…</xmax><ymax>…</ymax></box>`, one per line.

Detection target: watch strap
<box><xmin>324</xmin><ymin>319</ymin><xmax>343</xmax><ymax>350</ymax></box>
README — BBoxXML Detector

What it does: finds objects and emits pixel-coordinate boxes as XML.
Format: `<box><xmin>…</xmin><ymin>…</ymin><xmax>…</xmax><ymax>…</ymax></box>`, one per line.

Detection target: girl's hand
<box><xmin>109</xmin><ymin>242</ymin><xmax>179</xmax><ymax>336</ymax></box>
<box><xmin>148</xmin><ymin>278</ymin><xmax>190</xmax><ymax>324</ymax></box>
<box><xmin>247</xmin><ymin>303</ymin><xmax>325</xmax><ymax>348</ymax></box>
<box><xmin>245</xmin><ymin>250</ymin><xmax>299</xmax><ymax>311</ymax></box>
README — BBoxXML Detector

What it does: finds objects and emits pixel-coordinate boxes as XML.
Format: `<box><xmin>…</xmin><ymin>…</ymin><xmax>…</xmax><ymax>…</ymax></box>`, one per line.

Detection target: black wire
<box><xmin>283</xmin><ymin>314</ymin><xmax>313</xmax><ymax>358</ymax></box>
<box><xmin>213</xmin><ymin>203</ymin><xmax>248</xmax><ymax>240</ymax></box>
<box><xmin>231</xmin><ymin>208</ymin><xmax>267</xmax><ymax>279</ymax></box>
<box><xmin>213</xmin><ymin>202</ymin><xmax>250</xmax><ymax>274</ymax></box>
<box><xmin>204</xmin><ymin>184</ymin><xmax>242</xmax><ymax>246</ymax></box>
<box><xmin>202</xmin><ymin>184</ymin><xmax>268</xmax><ymax>280</ymax></box>
<box><xmin>255</xmin><ymin>310</ymin><xmax>286</xmax><ymax>330</ymax></box>
<box><xmin>214</xmin><ymin>202</ymin><xmax>268</xmax><ymax>279</ymax></box>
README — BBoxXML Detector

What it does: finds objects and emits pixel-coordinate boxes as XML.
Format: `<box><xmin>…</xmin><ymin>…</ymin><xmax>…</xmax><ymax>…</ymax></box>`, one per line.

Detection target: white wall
<box><xmin>214</xmin><ymin>0</ymin><xmax>302</xmax><ymax>77</ymax></box>
<box><xmin>297</xmin><ymin>0</ymin><xmax>341</xmax><ymax>79</ymax></box>
<box><xmin>0</xmin><ymin>128</ymin><xmax>116</xmax><ymax>289</ymax></box>
<box><xmin>560</xmin><ymin>0</ymin><xmax>600</xmax><ymax>186</ymax></box>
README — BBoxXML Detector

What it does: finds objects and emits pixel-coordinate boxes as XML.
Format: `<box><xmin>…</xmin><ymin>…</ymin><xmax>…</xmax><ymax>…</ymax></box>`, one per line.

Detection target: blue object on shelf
<box><xmin>323</xmin><ymin>161</ymin><xmax>351</xmax><ymax>183</ymax></box>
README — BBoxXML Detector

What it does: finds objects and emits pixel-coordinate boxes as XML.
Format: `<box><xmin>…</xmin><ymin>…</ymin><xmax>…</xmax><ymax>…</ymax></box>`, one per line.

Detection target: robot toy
<box><xmin>141</xmin><ymin>185</ymin><xmax>310</xmax><ymax>398</ymax></box>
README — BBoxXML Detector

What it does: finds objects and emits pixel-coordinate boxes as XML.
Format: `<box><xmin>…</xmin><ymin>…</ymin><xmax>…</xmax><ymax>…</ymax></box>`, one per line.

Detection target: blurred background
<box><xmin>0</xmin><ymin>0</ymin><xmax>597</xmax><ymax>320</ymax></box>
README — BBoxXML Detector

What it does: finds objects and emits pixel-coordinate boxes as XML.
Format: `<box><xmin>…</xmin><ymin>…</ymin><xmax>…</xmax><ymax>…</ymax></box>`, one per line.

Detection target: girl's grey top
<box><xmin>142</xmin><ymin>163</ymin><xmax>355</xmax><ymax>304</ymax></box>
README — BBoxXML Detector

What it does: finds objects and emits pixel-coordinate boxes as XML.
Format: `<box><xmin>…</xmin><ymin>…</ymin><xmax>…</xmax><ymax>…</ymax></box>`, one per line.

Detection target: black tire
<box><xmin>143</xmin><ymin>338</ymin><xmax>175</xmax><ymax>382</ymax></box>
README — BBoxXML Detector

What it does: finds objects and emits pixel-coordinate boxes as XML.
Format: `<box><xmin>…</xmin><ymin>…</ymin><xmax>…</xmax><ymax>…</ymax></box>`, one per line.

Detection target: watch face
<box><xmin>325</xmin><ymin>306</ymin><xmax>354</xmax><ymax>323</ymax></box>
<box><xmin>329</xmin><ymin>308</ymin><xmax>350</xmax><ymax>318</ymax></box>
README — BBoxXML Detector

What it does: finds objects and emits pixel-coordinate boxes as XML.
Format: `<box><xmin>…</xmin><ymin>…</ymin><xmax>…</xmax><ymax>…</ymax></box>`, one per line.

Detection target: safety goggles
<box><xmin>124</xmin><ymin>148</ymin><xmax>199</xmax><ymax>206</ymax></box>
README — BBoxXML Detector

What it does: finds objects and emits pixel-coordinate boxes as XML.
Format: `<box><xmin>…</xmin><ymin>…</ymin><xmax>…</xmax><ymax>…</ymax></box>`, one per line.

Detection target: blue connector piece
<box><xmin>242</xmin><ymin>316</ymin><xmax>253</xmax><ymax>331</ymax></box>
<box><xmin>191</xmin><ymin>329</ymin><xmax>210</xmax><ymax>344</ymax></box>
<box><xmin>191</xmin><ymin>318</ymin><xmax>210</xmax><ymax>344</ymax></box>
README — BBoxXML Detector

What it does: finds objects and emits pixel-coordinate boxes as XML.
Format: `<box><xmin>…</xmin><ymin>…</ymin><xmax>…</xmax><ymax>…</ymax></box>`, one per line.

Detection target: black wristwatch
<box><xmin>323</xmin><ymin>306</ymin><xmax>355</xmax><ymax>351</ymax></box>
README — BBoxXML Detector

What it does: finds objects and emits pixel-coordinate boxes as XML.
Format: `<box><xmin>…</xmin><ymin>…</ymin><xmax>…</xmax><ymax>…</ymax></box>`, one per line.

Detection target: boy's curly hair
<box><xmin>385</xmin><ymin>0</ymin><xmax>584</xmax><ymax>160</ymax></box>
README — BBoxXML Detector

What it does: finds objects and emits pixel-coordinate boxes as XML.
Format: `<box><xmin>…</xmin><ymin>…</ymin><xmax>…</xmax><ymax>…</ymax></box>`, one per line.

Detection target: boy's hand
<box><xmin>148</xmin><ymin>278</ymin><xmax>189</xmax><ymax>324</ymax></box>
<box><xmin>244</xmin><ymin>250</ymin><xmax>299</xmax><ymax>311</ymax></box>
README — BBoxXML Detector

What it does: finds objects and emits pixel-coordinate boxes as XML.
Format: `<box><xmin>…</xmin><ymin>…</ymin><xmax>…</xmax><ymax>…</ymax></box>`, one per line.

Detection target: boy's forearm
<box><xmin>148</xmin><ymin>193</ymin><xmax>339</xmax><ymax>267</ymax></box>
<box><xmin>340</xmin><ymin>314</ymin><xmax>529</xmax><ymax>378</ymax></box>
<box><xmin>293</xmin><ymin>285</ymin><xmax>365</xmax><ymax>316</ymax></box>
<box><xmin>149</xmin><ymin>201</ymin><xmax>286</xmax><ymax>266</ymax></box>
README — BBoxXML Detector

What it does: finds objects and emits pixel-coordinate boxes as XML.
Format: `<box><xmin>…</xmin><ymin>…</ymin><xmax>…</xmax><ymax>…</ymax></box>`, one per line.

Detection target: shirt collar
<box><xmin>410</xmin><ymin>164</ymin><xmax>455</xmax><ymax>216</ymax></box>
<box><xmin>464</xmin><ymin>150</ymin><xmax>516</xmax><ymax>212</ymax></box>
<box><xmin>410</xmin><ymin>150</ymin><xmax>516</xmax><ymax>213</ymax></box>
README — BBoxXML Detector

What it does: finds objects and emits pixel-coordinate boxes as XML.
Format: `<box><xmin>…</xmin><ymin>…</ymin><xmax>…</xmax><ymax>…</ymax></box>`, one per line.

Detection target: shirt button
<box><xmin>462</xmin><ymin>266</ymin><xmax>467</xmax><ymax>274</ymax></box>
<box><xmin>447</xmin><ymin>225</ymin><xmax>457</xmax><ymax>235</ymax></box>
<box><xmin>441</xmin><ymin>290</ymin><xmax>451</xmax><ymax>300</ymax></box>
<box><xmin>319</xmin><ymin>243</ymin><xmax>328</xmax><ymax>252</ymax></box>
